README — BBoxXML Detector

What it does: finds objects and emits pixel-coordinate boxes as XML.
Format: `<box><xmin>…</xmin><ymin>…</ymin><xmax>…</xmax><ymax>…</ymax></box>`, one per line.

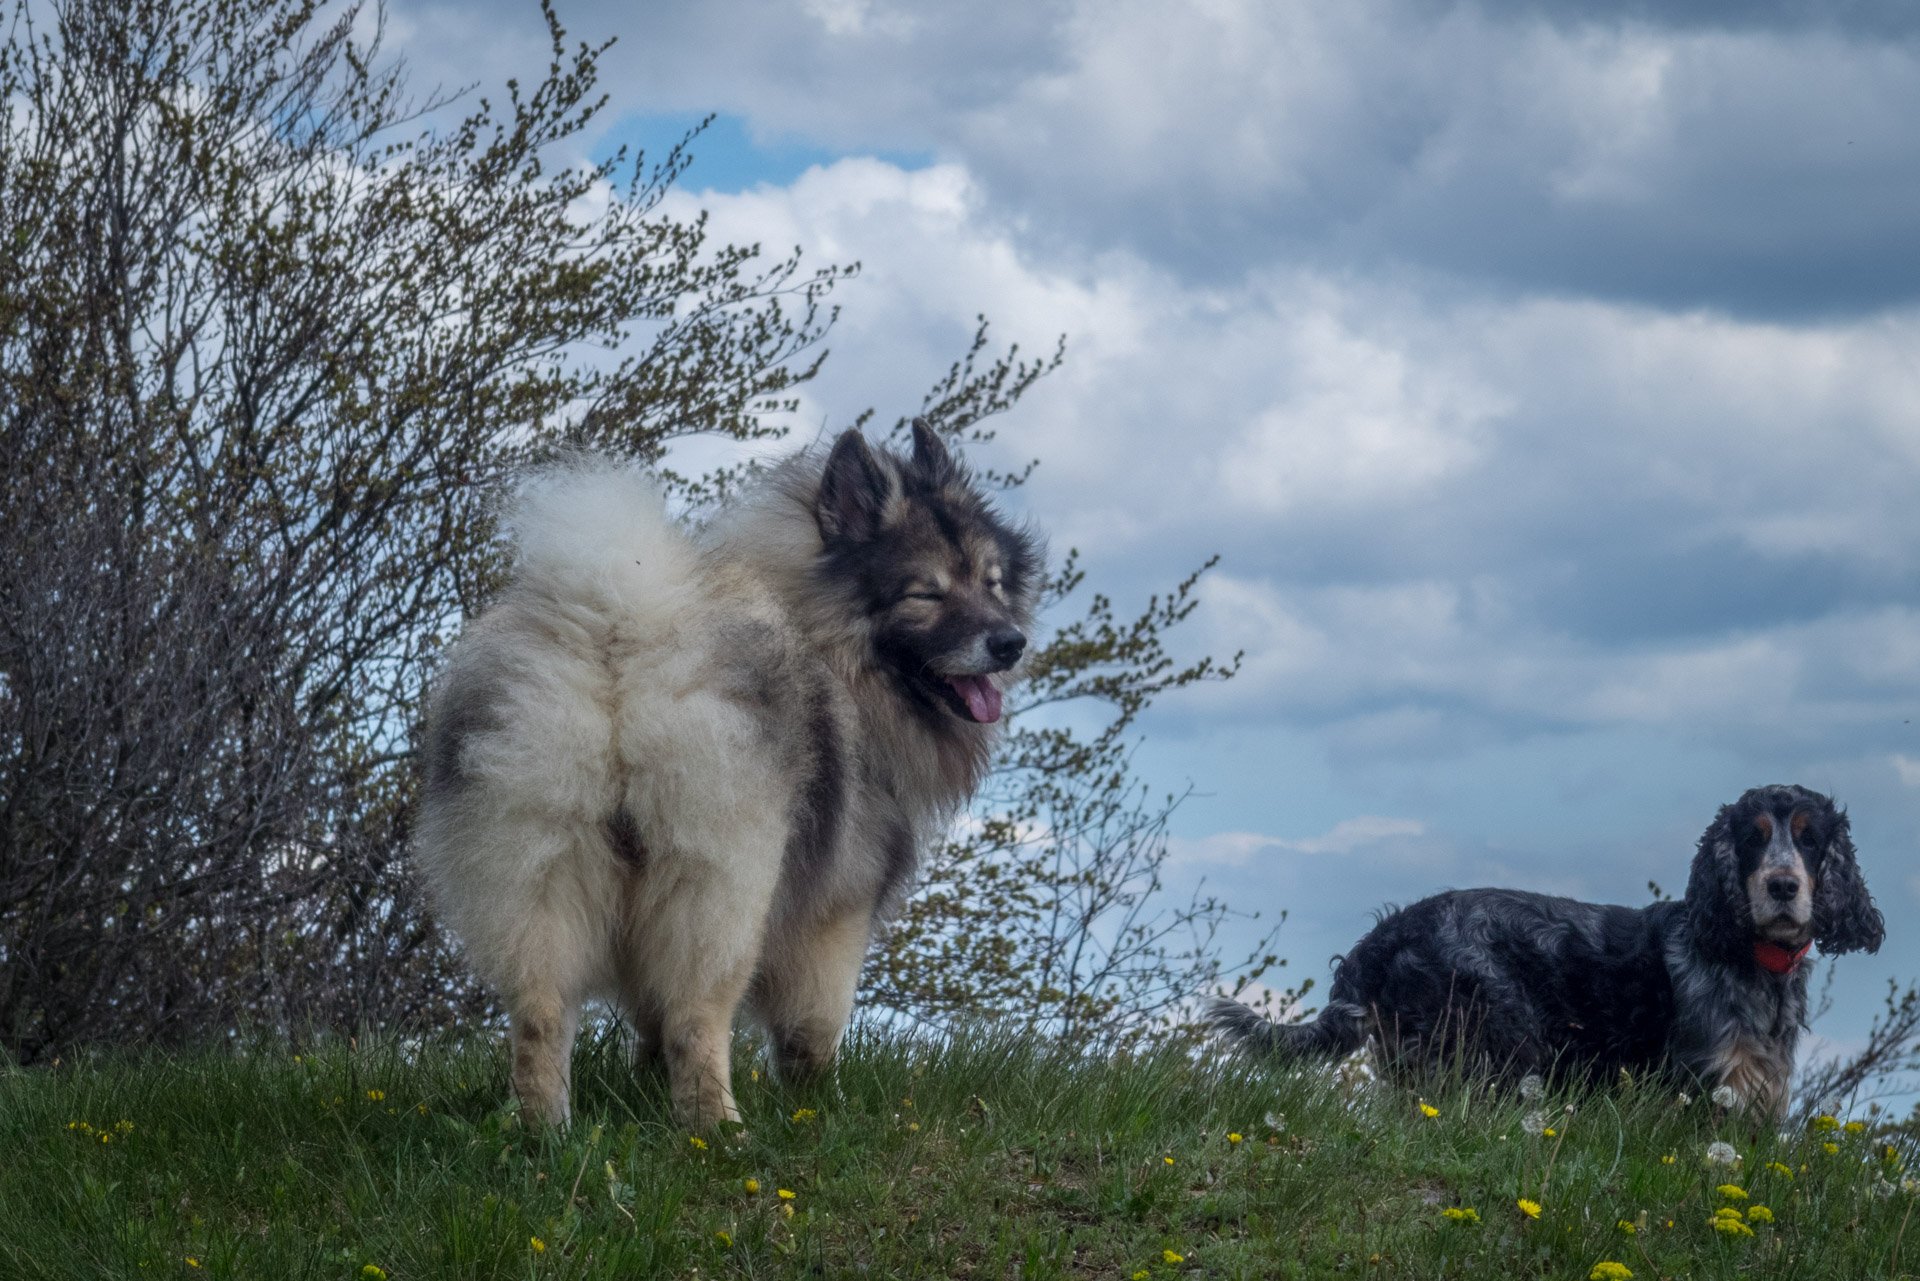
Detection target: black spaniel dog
<box><xmin>1207</xmin><ymin>785</ymin><xmax>1883</xmax><ymax>1117</ymax></box>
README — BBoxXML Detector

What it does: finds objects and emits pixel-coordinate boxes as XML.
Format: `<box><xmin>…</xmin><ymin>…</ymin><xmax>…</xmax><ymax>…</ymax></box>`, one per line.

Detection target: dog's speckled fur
<box><xmin>1207</xmin><ymin>785</ymin><xmax>1882</xmax><ymax>1116</ymax></box>
<box><xmin>416</xmin><ymin>424</ymin><xmax>1041</xmax><ymax>1126</ymax></box>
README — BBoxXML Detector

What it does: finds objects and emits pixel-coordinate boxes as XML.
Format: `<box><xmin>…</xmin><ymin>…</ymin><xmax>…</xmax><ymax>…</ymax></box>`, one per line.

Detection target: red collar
<box><xmin>1754</xmin><ymin>939</ymin><xmax>1812</xmax><ymax>974</ymax></box>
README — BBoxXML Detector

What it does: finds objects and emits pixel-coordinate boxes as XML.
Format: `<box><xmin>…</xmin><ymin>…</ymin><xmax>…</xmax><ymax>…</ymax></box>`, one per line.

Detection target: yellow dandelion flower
<box><xmin>1716</xmin><ymin>1185</ymin><xmax>1747</xmax><ymax>1200</ymax></box>
<box><xmin>777</xmin><ymin>1189</ymin><xmax>795</xmax><ymax>1200</ymax></box>
<box><xmin>361</xmin><ymin>1267</ymin><xmax>388</xmax><ymax>1280</ymax></box>
<box><xmin>367</xmin><ymin>1089</ymin><xmax>383</xmax><ymax>1102</ymax></box>
<box><xmin>751</xmin><ymin>1069</ymin><xmax>759</xmax><ymax>1081</ymax></box>
<box><xmin>1765</xmin><ymin>1161</ymin><xmax>1792</xmax><ymax>1178</ymax></box>
<box><xmin>1517</xmin><ymin>1199</ymin><xmax>1542</xmax><ymax>1219</ymax></box>
<box><xmin>1589</xmin><ymin>1263</ymin><xmax>1634</xmax><ymax>1281</ymax></box>
<box><xmin>529</xmin><ymin>1236</ymin><xmax>546</xmax><ymax>1254</ymax></box>
<box><xmin>100</xmin><ymin>1132</ymin><xmax>112</xmax><ymax>1144</ymax></box>
<box><xmin>903</xmin><ymin>1098</ymin><xmax>914</xmax><ymax>1107</ymax></box>
<box><xmin>715</xmin><ymin>1230</ymin><xmax>732</xmax><ymax>1246</ymax></box>
<box><xmin>689</xmin><ymin>1135</ymin><xmax>708</xmax><ymax>1150</ymax></box>
<box><xmin>1163</xmin><ymin>1156</ymin><xmax>1175</xmax><ymax>1165</ymax></box>
<box><xmin>1133</xmin><ymin>1273</ymin><xmax>1150</xmax><ymax>1280</ymax></box>
<box><xmin>1844</xmin><ymin>1120</ymin><xmax>1867</xmax><ymax>1134</ymax></box>
<box><xmin>1544</xmin><ymin>1127</ymin><xmax>1557</xmax><ymax>1137</ymax></box>
<box><xmin>1812</xmin><ymin>1115</ymin><xmax>1840</xmax><ymax>1131</ymax></box>
<box><xmin>908</xmin><ymin>1122</ymin><xmax>919</xmax><ymax>1132</ymax></box>
<box><xmin>1616</xmin><ymin>1219</ymin><xmax>1636</xmax><ymax>1234</ymax></box>
<box><xmin>1747</xmin><ymin>1205</ymin><xmax>1773</xmax><ymax>1223</ymax></box>
<box><xmin>1228</xmin><ymin>1132</ymin><xmax>1244</xmax><ymax>1144</ymax></box>
<box><xmin>1420</xmin><ymin>1103</ymin><xmax>1440</xmax><ymax>1118</ymax></box>
<box><xmin>790</xmin><ymin>1108</ymin><xmax>817</xmax><ymax>1122</ymax></box>
<box><xmin>1163</xmin><ymin>1249</ymin><xmax>1185</xmax><ymax>1264</ymax></box>
<box><xmin>1824</xmin><ymin>1143</ymin><xmax>1840</xmax><ymax>1155</ymax></box>
<box><xmin>186</xmin><ymin>1260</ymin><xmax>200</xmax><ymax>1269</ymax></box>
<box><xmin>1709</xmin><ymin>1216</ymin><xmax>1754</xmax><ymax>1237</ymax></box>
<box><xmin>1661</xmin><ymin>1155</ymin><xmax>1675</xmax><ymax>1165</ymax></box>
<box><xmin>1442</xmin><ymin>1207</ymin><xmax>1480</xmax><ymax>1224</ymax></box>
<box><xmin>744</xmin><ymin>1178</ymin><xmax>759</xmax><ymax>1193</ymax></box>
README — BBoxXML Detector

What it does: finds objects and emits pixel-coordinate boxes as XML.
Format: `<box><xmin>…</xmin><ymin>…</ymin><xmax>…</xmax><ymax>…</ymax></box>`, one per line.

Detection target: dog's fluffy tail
<box><xmin>508</xmin><ymin>453</ymin><xmax>701</xmax><ymax>614</ymax></box>
<box><xmin>1204</xmin><ymin>996</ymin><xmax>1367</xmax><ymax>1059</ymax></box>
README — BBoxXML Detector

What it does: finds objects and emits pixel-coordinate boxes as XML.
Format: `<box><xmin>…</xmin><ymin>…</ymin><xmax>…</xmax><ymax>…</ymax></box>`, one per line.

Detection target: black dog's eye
<box><xmin>902</xmin><ymin>590</ymin><xmax>945</xmax><ymax>603</ymax></box>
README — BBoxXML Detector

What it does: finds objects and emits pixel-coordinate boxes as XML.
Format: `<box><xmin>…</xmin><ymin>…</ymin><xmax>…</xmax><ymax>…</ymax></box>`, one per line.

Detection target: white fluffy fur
<box><xmin>416</xmin><ymin>447</ymin><xmax>1026</xmax><ymax>1127</ymax></box>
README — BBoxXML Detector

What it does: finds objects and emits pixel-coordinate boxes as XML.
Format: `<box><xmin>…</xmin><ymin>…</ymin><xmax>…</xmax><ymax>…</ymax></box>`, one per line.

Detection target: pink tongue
<box><xmin>949</xmin><ymin>675</ymin><xmax>1003</xmax><ymax>723</ymax></box>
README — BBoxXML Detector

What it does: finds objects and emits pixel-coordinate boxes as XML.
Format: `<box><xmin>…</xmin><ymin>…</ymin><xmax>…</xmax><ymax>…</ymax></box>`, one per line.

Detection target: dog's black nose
<box><xmin>1767</xmin><ymin>875</ymin><xmax>1801</xmax><ymax>902</ymax></box>
<box><xmin>987</xmin><ymin>628</ymin><xmax>1026</xmax><ymax>666</ymax></box>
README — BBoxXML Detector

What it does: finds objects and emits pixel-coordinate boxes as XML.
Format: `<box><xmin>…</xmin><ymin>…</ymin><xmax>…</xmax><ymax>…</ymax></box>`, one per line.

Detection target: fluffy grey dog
<box><xmin>416</xmin><ymin>423</ymin><xmax>1041</xmax><ymax>1126</ymax></box>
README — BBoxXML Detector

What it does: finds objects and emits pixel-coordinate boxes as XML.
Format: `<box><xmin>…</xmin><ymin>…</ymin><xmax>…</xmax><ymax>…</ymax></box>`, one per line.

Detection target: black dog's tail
<box><xmin>1204</xmin><ymin>996</ymin><xmax>1367</xmax><ymax>1059</ymax></box>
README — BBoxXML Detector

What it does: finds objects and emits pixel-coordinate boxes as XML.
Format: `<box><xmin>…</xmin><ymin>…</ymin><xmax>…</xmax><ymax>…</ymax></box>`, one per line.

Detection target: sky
<box><xmin>387</xmin><ymin>0</ymin><xmax>1920</xmax><ymax>1091</ymax></box>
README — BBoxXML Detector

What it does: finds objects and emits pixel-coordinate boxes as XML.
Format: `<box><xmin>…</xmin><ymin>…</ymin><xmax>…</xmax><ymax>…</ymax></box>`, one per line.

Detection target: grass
<box><xmin>2</xmin><ymin>1024</ymin><xmax>1915</xmax><ymax>1280</ymax></box>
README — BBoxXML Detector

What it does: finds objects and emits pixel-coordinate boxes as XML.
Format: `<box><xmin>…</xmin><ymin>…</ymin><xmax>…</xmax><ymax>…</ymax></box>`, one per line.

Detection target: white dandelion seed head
<box><xmin>1264</xmin><ymin>1111</ymin><xmax>1287</xmax><ymax>1133</ymax></box>
<box><xmin>1874</xmin><ymin>1176</ymin><xmax>1898</xmax><ymax>1200</ymax></box>
<box><xmin>1677</xmin><ymin>1093</ymin><xmax>1692</xmax><ymax>1107</ymax></box>
<box><xmin>1706</xmin><ymin>1141</ymin><xmax>1740</xmax><ymax>1166</ymax></box>
<box><xmin>1712</xmin><ymin>1085</ymin><xmax>1738</xmax><ymax>1108</ymax></box>
<box><xmin>1519</xmin><ymin>1075</ymin><xmax>1545</xmax><ymax>1101</ymax></box>
<box><xmin>1522</xmin><ymin>1111</ymin><xmax>1547</xmax><ymax>1137</ymax></box>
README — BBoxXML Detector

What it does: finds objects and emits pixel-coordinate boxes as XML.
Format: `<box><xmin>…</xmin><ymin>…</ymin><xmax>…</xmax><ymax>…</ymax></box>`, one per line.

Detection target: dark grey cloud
<box><xmin>390</xmin><ymin>0</ymin><xmax>1920</xmax><ymax>315</ymax></box>
<box><xmin>1460</xmin><ymin>0</ymin><xmax>1920</xmax><ymax>39</ymax></box>
<box><xmin>946</xmin><ymin>5</ymin><xmax>1920</xmax><ymax>316</ymax></box>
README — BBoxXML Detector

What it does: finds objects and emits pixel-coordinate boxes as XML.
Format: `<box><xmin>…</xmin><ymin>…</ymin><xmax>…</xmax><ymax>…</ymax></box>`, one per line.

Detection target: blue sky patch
<box><xmin>599</xmin><ymin>111</ymin><xmax>930</xmax><ymax>194</ymax></box>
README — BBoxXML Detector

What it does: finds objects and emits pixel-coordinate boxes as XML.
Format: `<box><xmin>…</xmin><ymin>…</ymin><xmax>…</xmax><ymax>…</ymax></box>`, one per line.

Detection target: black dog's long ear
<box><xmin>1685</xmin><ymin>802</ymin><xmax>1749</xmax><ymax>964</ymax></box>
<box><xmin>909</xmin><ymin>417</ymin><xmax>960</xmax><ymax>486</ymax></box>
<box><xmin>816</xmin><ymin>430</ymin><xmax>893</xmax><ymax>543</ymax></box>
<box><xmin>1814</xmin><ymin>806</ymin><xmax>1884</xmax><ymax>956</ymax></box>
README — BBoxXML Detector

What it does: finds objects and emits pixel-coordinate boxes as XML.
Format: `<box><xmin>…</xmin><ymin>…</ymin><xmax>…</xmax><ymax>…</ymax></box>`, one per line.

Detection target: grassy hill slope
<box><xmin>2</xmin><ymin>1026</ymin><xmax>1911</xmax><ymax>1279</ymax></box>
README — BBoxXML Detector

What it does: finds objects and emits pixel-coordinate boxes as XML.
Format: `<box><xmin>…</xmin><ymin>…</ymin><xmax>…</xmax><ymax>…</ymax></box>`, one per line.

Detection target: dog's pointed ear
<box><xmin>909</xmin><ymin>417</ymin><xmax>959</xmax><ymax>486</ymax></box>
<box><xmin>1686</xmin><ymin>802</ymin><xmax>1748</xmax><ymax>964</ymax></box>
<box><xmin>1813</xmin><ymin>805</ymin><xmax>1884</xmax><ymax>956</ymax></box>
<box><xmin>816</xmin><ymin>429</ymin><xmax>893</xmax><ymax>544</ymax></box>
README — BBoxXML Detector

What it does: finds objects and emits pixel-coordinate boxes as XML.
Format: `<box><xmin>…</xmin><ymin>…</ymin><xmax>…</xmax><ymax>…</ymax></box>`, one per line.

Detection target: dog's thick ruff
<box><xmin>417</xmin><ymin>424</ymin><xmax>1041</xmax><ymax>1126</ymax></box>
<box><xmin>1207</xmin><ymin>785</ymin><xmax>1882</xmax><ymax>1117</ymax></box>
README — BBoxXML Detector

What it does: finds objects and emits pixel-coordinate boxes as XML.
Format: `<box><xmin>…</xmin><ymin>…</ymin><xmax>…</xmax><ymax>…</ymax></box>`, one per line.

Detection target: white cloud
<box><xmin>1895</xmin><ymin>755</ymin><xmax>1920</xmax><ymax>788</ymax></box>
<box><xmin>1168</xmin><ymin>816</ymin><xmax>1426</xmax><ymax>866</ymax></box>
<box><xmin>1214</xmin><ymin>310</ymin><xmax>1501</xmax><ymax>518</ymax></box>
<box><xmin>658</xmin><ymin>153</ymin><xmax>1920</xmax><ymax>761</ymax></box>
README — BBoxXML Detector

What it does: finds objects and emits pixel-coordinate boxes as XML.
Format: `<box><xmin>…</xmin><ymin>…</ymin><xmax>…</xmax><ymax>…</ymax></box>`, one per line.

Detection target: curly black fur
<box><xmin>1206</xmin><ymin>785</ymin><xmax>1883</xmax><ymax>1116</ymax></box>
